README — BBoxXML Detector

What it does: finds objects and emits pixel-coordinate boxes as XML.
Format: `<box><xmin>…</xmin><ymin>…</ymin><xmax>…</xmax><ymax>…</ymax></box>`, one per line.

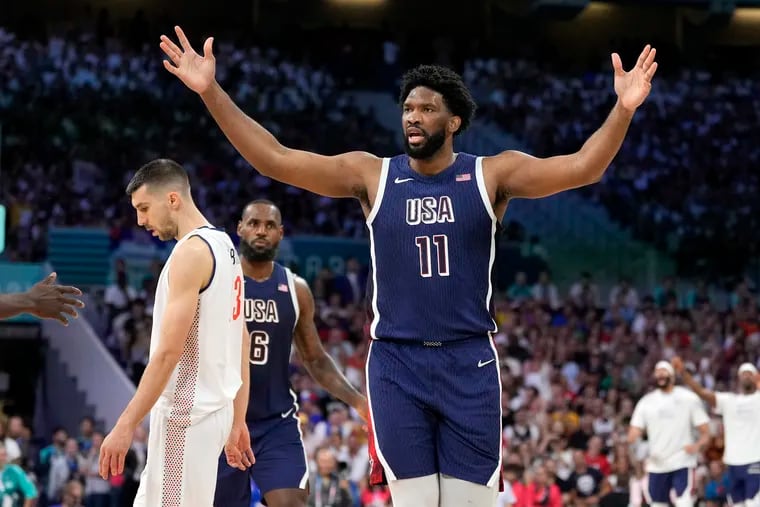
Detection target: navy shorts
<box><xmin>647</xmin><ymin>468</ymin><xmax>692</xmax><ymax>503</ymax></box>
<box><xmin>728</xmin><ymin>463</ymin><xmax>760</xmax><ymax>504</ymax></box>
<box><xmin>366</xmin><ymin>337</ymin><xmax>502</xmax><ymax>487</ymax></box>
<box><xmin>214</xmin><ymin>412</ymin><xmax>308</xmax><ymax>507</ymax></box>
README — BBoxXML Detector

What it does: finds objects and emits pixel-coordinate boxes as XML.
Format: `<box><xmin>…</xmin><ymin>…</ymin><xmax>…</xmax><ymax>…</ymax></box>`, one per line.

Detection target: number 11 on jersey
<box><xmin>415</xmin><ymin>234</ymin><xmax>449</xmax><ymax>278</ymax></box>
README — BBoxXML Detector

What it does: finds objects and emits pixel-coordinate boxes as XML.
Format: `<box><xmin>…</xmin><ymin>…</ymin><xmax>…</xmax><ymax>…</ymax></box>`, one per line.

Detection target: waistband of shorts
<box><xmin>373</xmin><ymin>335</ymin><xmax>492</xmax><ymax>348</ymax></box>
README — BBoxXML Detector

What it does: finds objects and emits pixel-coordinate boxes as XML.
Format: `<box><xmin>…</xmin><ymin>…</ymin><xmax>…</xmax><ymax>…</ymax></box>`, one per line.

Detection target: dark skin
<box><xmin>671</xmin><ymin>356</ymin><xmax>760</xmax><ymax>407</ymax></box>
<box><xmin>161</xmin><ymin>27</ymin><xmax>658</xmax><ymax>223</ymax></box>
<box><xmin>0</xmin><ymin>272</ymin><xmax>84</xmax><ymax>324</ymax></box>
<box><xmin>237</xmin><ymin>203</ymin><xmax>368</xmax><ymax>507</ymax></box>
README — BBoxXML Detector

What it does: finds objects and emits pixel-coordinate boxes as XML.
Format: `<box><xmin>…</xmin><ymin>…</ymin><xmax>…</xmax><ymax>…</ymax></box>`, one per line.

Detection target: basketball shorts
<box><xmin>645</xmin><ymin>468</ymin><xmax>692</xmax><ymax>504</ymax></box>
<box><xmin>728</xmin><ymin>462</ymin><xmax>760</xmax><ymax>504</ymax></box>
<box><xmin>133</xmin><ymin>400</ymin><xmax>233</xmax><ymax>507</ymax></box>
<box><xmin>366</xmin><ymin>336</ymin><xmax>502</xmax><ymax>487</ymax></box>
<box><xmin>214</xmin><ymin>411</ymin><xmax>308</xmax><ymax>507</ymax></box>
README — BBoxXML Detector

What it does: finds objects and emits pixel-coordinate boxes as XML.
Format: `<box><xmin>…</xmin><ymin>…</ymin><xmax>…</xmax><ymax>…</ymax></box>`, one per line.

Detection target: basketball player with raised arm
<box><xmin>214</xmin><ymin>200</ymin><xmax>368</xmax><ymax>507</ymax></box>
<box><xmin>672</xmin><ymin>357</ymin><xmax>760</xmax><ymax>507</ymax></box>
<box><xmin>627</xmin><ymin>361</ymin><xmax>710</xmax><ymax>507</ymax></box>
<box><xmin>161</xmin><ymin>26</ymin><xmax>658</xmax><ymax>506</ymax></box>
<box><xmin>98</xmin><ymin>159</ymin><xmax>254</xmax><ymax>506</ymax></box>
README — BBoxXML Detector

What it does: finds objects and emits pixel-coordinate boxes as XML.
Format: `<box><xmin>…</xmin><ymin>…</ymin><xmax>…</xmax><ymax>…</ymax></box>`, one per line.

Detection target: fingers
<box><xmin>163</xmin><ymin>59</ymin><xmax>180</xmax><ymax>76</ymax></box>
<box><xmin>159</xmin><ymin>34</ymin><xmax>183</xmax><ymax>58</ymax></box>
<box><xmin>174</xmin><ymin>26</ymin><xmax>194</xmax><ymax>53</ymax></box>
<box><xmin>243</xmin><ymin>447</ymin><xmax>255</xmax><ymax>467</ymax></box>
<box><xmin>110</xmin><ymin>450</ymin><xmax>123</xmax><ymax>477</ymax></box>
<box><xmin>99</xmin><ymin>448</ymin><xmax>110</xmax><ymax>479</ymax></box>
<box><xmin>611</xmin><ymin>53</ymin><xmax>625</xmax><ymax>76</ymax></box>
<box><xmin>203</xmin><ymin>37</ymin><xmax>214</xmax><ymax>60</ymax></box>
<box><xmin>635</xmin><ymin>44</ymin><xmax>652</xmax><ymax>68</ymax></box>
<box><xmin>58</xmin><ymin>285</ymin><xmax>84</xmax><ymax>297</ymax></box>
<box><xmin>41</xmin><ymin>272</ymin><xmax>57</xmax><ymax>285</ymax></box>
<box><xmin>645</xmin><ymin>62</ymin><xmax>658</xmax><ymax>81</ymax></box>
<box><xmin>60</xmin><ymin>296</ymin><xmax>83</xmax><ymax>308</ymax></box>
<box><xmin>643</xmin><ymin>47</ymin><xmax>657</xmax><ymax>70</ymax></box>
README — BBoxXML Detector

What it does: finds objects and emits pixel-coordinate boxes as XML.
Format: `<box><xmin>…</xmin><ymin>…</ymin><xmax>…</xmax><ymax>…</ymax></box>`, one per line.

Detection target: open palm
<box><xmin>612</xmin><ymin>45</ymin><xmax>658</xmax><ymax>112</ymax></box>
<box><xmin>160</xmin><ymin>26</ymin><xmax>216</xmax><ymax>94</ymax></box>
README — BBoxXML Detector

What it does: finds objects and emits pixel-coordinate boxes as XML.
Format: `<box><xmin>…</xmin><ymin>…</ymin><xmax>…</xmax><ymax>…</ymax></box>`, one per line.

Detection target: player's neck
<box><xmin>408</xmin><ymin>145</ymin><xmax>457</xmax><ymax>176</ymax></box>
<box><xmin>175</xmin><ymin>206</ymin><xmax>212</xmax><ymax>240</ymax></box>
<box><xmin>242</xmin><ymin>258</ymin><xmax>275</xmax><ymax>282</ymax></box>
<box><xmin>659</xmin><ymin>385</ymin><xmax>674</xmax><ymax>394</ymax></box>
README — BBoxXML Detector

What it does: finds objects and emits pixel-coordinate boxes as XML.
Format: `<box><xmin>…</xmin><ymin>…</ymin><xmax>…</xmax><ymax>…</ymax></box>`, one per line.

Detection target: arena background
<box><xmin>1</xmin><ymin>0</ymin><xmax>759</xmax><ymax>505</ymax></box>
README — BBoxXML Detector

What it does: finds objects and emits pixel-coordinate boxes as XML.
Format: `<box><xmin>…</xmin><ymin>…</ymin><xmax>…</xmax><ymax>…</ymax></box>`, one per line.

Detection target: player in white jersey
<box><xmin>672</xmin><ymin>357</ymin><xmax>760</xmax><ymax>507</ymax></box>
<box><xmin>628</xmin><ymin>361</ymin><xmax>710</xmax><ymax>507</ymax></box>
<box><xmin>98</xmin><ymin>159</ymin><xmax>254</xmax><ymax>506</ymax></box>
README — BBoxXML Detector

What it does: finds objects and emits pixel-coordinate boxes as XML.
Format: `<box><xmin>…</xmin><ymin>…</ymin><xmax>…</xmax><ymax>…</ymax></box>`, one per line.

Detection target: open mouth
<box><xmin>406</xmin><ymin>127</ymin><xmax>426</xmax><ymax>145</ymax></box>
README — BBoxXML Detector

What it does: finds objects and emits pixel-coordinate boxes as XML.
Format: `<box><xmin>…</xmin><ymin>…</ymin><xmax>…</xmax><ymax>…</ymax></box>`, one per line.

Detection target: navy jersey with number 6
<box><xmin>367</xmin><ymin>153</ymin><xmax>498</xmax><ymax>342</ymax></box>
<box><xmin>244</xmin><ymin>263</ymin><xmax>300</xmax><ymax>422</ymax></box>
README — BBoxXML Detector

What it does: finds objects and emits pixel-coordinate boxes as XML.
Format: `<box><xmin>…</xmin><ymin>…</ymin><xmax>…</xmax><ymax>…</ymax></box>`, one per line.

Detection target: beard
<box><xmin>240</xmin><ymin>239</ymin><xmax>278</xmax><ymax>262</ymax></box>
<box><xmin>655</xmin><ymin>377</ymin><xmax>672</xmax><ymax>389</ymax></box>
<box><xmin>741</xmin><ymin>379</ymin><xmax>756</xmax><ymax>393</ymax></box>
<box><xmin>403</xmin><ymin>127</ymin><xmax>447</xmax><ymax>160</ymax></box>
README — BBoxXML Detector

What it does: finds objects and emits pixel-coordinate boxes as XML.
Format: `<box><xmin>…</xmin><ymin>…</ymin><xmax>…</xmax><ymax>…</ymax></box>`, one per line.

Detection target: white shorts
<box><xmin>133</xmin><ymin>401</ymin><xmax>233</xmax><ymax>507</ymax></box>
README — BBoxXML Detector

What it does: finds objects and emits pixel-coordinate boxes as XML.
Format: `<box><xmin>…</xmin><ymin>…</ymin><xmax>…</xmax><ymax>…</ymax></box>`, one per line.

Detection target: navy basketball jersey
<box><xmin>367</xmin><ymin>153</ymin><xmax>499</xmax><ymax>342</ymax></box>
<box><xmin>244</xmin><ymin>263</ymin><xmax>300</xmax><ymax>421</ymax></box>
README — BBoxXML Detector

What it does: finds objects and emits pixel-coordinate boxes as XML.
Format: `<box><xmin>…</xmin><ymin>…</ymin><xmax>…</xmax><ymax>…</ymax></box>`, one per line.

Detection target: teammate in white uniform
<box><xmin>672</xmin><ymin>357</ymin><xmax>760</xmax><ymax>507</ymax></box>
<box><xmin>628</xmin><ymin>361</ymin><xmax>710</xmax><ymax>507</ymax></box>
<box><xmin>98</xmin><ymin>159</ymin><xmax>254</xmax><ymax>506</ymax></box>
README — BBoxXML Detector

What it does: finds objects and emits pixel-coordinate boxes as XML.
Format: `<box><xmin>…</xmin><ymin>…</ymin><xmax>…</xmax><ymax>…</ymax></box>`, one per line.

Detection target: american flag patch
<box><xmin>456</xmin><ymin>173</ymin><xmax>471</xmax><ymax>182</ymax></box>
<box><xmin>278</xmin><ymin>284</ymin><xmax>289</xmax><ymax>292</ymax></box>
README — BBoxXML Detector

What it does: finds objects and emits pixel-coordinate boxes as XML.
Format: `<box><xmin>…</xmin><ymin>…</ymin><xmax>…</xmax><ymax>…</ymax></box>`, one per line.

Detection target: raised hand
<box><xmin>27</xmin><ymin>272</ymin><xmax>84</xmax><ymax>325</ymax></box>
<box><xmin>671</xmin><ymin>356</ymin><xmax>684</xmax><ymax>375</ymax></box>
<box><xmin>160</xmin><ymin>26</ymin><xmax>216</xmax><ymax>94</ymax></box>
<box><xmin>611</xmin><ymin>45</ymin><xmax>658</xmax><ymax>112</ymax></box>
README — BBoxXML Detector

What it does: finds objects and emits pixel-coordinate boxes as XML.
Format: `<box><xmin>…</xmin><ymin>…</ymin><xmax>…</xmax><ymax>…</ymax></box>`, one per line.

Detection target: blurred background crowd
<box><xmin>2</xmin><ymin>0</ymin><xmax>760</xmax><ymax>506</ymax></box>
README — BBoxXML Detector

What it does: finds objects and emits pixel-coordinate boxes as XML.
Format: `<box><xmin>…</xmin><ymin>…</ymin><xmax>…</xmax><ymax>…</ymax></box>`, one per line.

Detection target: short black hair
<box><xmin>241</xmin><ymin>199</ymin><xmax>282</xmax><ymax>224</ymax></box>
<box><xmin>125</xmin><ymin>158</ymin><xmax>189</xmax><ymax>196</ymax></box>
<box><xmin>399</xmin><ymin>64</ymin><xmax>477</xmax><ymax>136</ymax></box>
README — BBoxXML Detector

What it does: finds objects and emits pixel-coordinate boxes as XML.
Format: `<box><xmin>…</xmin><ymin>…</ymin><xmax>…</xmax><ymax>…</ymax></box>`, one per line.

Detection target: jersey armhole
<box><xmin>188</xmin><ymin>234</ymin><xmax>216</xmax><ymax>293</ymax></box>
<box><xmin>475</xmin><ymin>156</ymin><xmax>498</xmax><ymax>222</ymax></box>
<box><xmin>285</xmin><ymin>267</ymin><xmax>300</xmax><ymax>331</ymax></box>
<box><xmin>366</xmin><ymin>157</ymin><xmax>391</xmax><ymax>226</ymax></box>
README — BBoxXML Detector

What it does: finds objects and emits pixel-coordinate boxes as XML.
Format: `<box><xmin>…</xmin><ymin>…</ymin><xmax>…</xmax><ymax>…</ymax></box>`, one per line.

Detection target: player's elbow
<box><xmin>152</xmin><ymin>344</ymin><xmax>184</xmax><ymax>368</ymax></box>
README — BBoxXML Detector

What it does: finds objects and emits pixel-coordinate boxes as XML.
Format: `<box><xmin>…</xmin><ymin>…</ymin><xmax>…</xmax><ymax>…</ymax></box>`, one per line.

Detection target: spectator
<box><xmin>308</xmin><ymin>446</ymin><xmax>352</xmax><ymax>507</ymax></box>
<box><xmin>0</xmin><ymin>441</ymin><xmax>38</xmax><ymax>507</ymax></box>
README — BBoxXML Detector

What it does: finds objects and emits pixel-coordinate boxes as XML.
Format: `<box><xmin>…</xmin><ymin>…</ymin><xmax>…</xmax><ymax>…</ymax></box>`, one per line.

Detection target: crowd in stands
<box><xmin>3</xmin><ymin>257</ymin><xmax>760</xmax><ymax>506</ymax></box>
<box><xmin>464</xmin><ymin>57</ymin><xmax>760</xmax><ymax>280</ymax></box>
<box><xmin>2</xmin><ymin>17</ymin><xmax>760</xmax><ymax>507</ymax></box>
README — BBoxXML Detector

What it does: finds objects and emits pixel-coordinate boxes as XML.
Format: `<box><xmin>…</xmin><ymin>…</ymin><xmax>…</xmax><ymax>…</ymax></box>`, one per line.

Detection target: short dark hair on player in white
<box><xmin>126</xmin><ymin>158</ymin><xmax>190</xmax><ymax>196</ymax></box>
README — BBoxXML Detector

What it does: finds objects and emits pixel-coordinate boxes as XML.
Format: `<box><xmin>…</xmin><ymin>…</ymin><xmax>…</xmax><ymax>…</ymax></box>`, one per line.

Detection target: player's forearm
<box><xmin>0</xmin><ymin>293</ymin><xmax>34</xmax><ymax>319</ymax></box>
<box><xmin>573</xmin><ymin>100</ymin><xmax>635</xmax><ymax>184</ymax></box>
<box><xmin>681</xmin><ymin>371</ymin><xmax>716</xmax><ymax>406</ymax></box>
<box><xmin>233</xmin><ymin>338</ymin><xmax>250</xmax><ymax>427</ymax></box>
<box><xmin>695</xmin><ymin>427</ymin><xmax>710</xmax><ymax>450</ymax></box>
<box><xmin>117</xmin><ymin>350</ymin><xmax>180</xmax><ymax>429</ymax></box>
<box><xmin>200</xmin><ymin>82</ymin><xmax>289</xmax><ymax>178</ymax></box>
<box><xmin>304</xmin><ymin>355</ymin><xmax>366</xmax><ymax>411</ymax></box>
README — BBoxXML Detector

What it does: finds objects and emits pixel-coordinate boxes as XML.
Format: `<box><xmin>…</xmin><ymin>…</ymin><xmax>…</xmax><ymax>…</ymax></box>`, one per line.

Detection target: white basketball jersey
<box><xmin>630</xmin><ymin>386</ymin><xmax>710</xmax><ymax>473</ymax></box>
<box><xmin>151</xmin><ymin>226</ymin><xmax>245</xmax><ymax>423</ymax></box>
<box><xmin>715</xmin><ymin>391</ymin><xmax>760</xmax><ymax>465</ymax></box>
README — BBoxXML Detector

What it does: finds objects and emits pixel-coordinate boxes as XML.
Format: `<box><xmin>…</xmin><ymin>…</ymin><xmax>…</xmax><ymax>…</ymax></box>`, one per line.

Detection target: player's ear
<box><xmin>448</xmin><ymin>116</ymin><xmax>461</xmax><ymax>135</ymax></box>
<box><xmin>237</xmin><ymin>221</ymin><xmax>243</xmax><ymax>236</ymax></box>
<box><xmin>278</xmin><ymin>225</ymin><xmax>284</xmax><ymax>240</ymax></box>
<box><xmin>167</xmin><ymin>191</ymin><xmax>181</xmax><ymax>210</ymax></box>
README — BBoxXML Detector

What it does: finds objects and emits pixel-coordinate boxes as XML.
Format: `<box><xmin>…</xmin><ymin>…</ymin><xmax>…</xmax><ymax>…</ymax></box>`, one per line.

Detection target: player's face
<box><xmin>131</xmin><ymin>185</ymin><xmax>178</xmax><ymax>241</ymax></box>
<box><xmin>739</xmin><ymin>371</ymin><xmax>756</xmax><ymax>393</ymax></box>
<box><xmin>238</xmin><ymin>204</ymin><xmax>283</xmax><ymax>262</ymax></box>
<box><xmin>654</xmin><ymin>369</ymin><xmax>672</xmax><ymax>389</ymax></box>
<box><xmin>401</xmin><ymin>86</ymin><xmax>454</xmax><ymax>160</ymax></box>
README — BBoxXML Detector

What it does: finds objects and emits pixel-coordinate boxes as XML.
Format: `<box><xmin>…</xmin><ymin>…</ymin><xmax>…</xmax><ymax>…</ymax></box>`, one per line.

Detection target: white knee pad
<box><xmin>388</xmin><ymin>474</ymin><xmax>439</xmax><ymax>507</ymax></box>
<box><xmin>439</xmin><ymin>474</ymin><xmax>498</xmax><ymax>507</ymax></box>
<box><xmin>650</xmin><ymin>503</ymin><xmax>670</xmax><ymax>507</ymax></box>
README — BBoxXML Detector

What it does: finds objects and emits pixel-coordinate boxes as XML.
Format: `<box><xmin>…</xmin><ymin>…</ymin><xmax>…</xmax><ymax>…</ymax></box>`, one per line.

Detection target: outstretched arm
<box><xmin>160</xmin><ymin>26</ymin><xmax>379</xmax><ymax>199</ymax></box>
<box><xmin>485</xmin><ymin>45</ymin><xmax>658</xmax><ymax>199</ymax></box>
<box><xmin>292</xmin><ymin>276</ymin><xmax>368</xmax><ymax>421</ymax></box>
<box><xmin>0</xmin><ymin>273</ymin><xmax>84</xmax><ymax>324</ymax></box>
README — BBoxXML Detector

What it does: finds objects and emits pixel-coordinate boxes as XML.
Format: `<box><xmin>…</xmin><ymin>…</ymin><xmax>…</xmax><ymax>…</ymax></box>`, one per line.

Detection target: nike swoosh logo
<box><xmin>478</xmin><ymin>359</ymin><xmax>496</xmax><ymax>368</ymax></box>
<box><xmin>281</xmin><ymin>408</ymin><xmax>294</xmax><ymax>418</ymax></box>
<box><xmin>394</xmin><ymin>177</ymin><xmax>414</xmax><ymax>184</ymax></box>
